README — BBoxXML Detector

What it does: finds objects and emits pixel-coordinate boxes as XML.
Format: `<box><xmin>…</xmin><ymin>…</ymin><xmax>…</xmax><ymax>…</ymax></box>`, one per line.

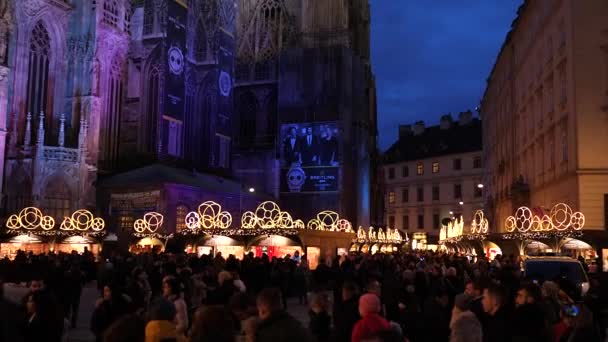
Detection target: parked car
<box><xmin>523</xmin><ymin>256</ymin><xmax>589</xmax><ymax>300</ymax></box>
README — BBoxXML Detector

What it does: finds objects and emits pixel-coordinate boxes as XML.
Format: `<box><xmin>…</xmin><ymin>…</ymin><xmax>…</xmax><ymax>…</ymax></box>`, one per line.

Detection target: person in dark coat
<box><xmin>333</xmin><ymin>281</ymin><xmax>361</xmax><ymax>342</ymax></box>
<box><xmin>22</xmin><ymin>290</ymin><xmax>63</xmax><ymax>342</ymax></box>
<box><xmin>255</xmin><ymin>288</ymin><xmax>313</xmax><ymax>342</ymax></box>
<box><xmin>91</xmin><ymin>285</ymin><xmax>129</xmax><ymax>342</ymax></box>
<box><xmin>308</xmin><ymin>293</ymin><xmax>331</xmax><ymax>342</ymax></box>
<box><xmin>481</xmin><ymin>284</ymin><xmax>511</xmax><ymax>342</ymax></box>
<box><xmin>0</xmin><ymin>278</ymin><xmax>23</xmax><ymax>342</ymax></box>
<box><xmin>511</xmin><ymin>283</ymin><xmax>550</xmax><ymax>342</ymax></box>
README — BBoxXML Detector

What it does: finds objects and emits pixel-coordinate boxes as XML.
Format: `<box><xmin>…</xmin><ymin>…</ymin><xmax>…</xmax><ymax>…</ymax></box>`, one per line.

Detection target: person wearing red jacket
<box><xmin>351</xmin><ymin>293</ymin><xmax>390</xmax><ymax>342</ymax></box>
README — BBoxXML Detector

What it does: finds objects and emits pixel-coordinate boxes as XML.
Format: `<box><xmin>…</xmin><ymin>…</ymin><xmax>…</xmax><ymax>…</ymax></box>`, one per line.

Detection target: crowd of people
<box><xmin>0</xmin><ymin>248</ymin><xmax>606</xmax><ymax>342</ymax></box>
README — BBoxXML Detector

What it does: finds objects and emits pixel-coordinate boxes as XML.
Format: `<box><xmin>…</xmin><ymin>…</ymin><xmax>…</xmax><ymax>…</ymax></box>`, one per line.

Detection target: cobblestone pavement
<box><xmin>4</xmin><ymin>283</ymin><xmax>315</xmax><ymax>342</ymax></box>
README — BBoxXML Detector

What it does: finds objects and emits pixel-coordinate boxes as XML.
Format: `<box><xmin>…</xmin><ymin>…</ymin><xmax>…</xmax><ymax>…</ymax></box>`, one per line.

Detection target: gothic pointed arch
<box><xmin>237</xmin><ymin>0</ymin><xmax>297</xmax><ymax>63</ymax></box>
<box><xmin>194</xmin><ymin>18</ymin><xmax>207</xmax><ymax>62</ymax></box>
<box><xmin>141</xmin><ymin>45</ymin><xmax>162</xmax><ymax>153</ymax></box>
<box><xmin>101</xmin><ymin>54</ymin><xmax>124</xmax><ymax>169</ymax></box>
<box><xmin>26</xmin><ymin>20</ymin><xmax>51</xmax><ymax>138</ymax></box>
<box><xmin>237</xmin><ymin>91</ymin><xmax>258</xmax><ymax>146</ymax></box>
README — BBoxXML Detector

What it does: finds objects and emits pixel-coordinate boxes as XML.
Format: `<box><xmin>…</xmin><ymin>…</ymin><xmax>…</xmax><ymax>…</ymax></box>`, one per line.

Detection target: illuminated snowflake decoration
<box><xmin>6</xmin><ymin>207</ymin><xmax>55</xmax><ymax>231</ymax></box>
<box><xmin>470</xmin><ymin>210</ymin><xmax>489</xmax><ymax>234</ymax></box>
<box><xmin>60</xmin><ymin>209</ymin><xmax>105</xmax><ymax>231</ymax></box>
<box><xmin>133</xmin><ymin>212</ymin><xmax>164</xmax><ymax>233</ymax></box>
<box><xmin>186</xmin><ymin>201</ymin><xmax>232</xmax><ymax>230</ymax></box>
<box><xmin>504</xmin><ymin>203</ymin><xmax>584</xmax><ymax>233</ymax></box>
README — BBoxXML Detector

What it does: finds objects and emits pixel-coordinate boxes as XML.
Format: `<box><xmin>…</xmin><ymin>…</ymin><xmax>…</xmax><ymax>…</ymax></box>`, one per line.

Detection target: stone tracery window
<box><xmin>26</xmin><ymin>21</ymin><xmax>51</xmax><ymax>124</ymax></box>
<box><xmin>238</xmin><ymin>92</ymin><xmax>257</xmax><ymax>146</ymax></box>
<box><xmin>103</xmin><ymin>0</ymin><xmax>120</xmax><ymax>28</ymax></box>
<box><xmin>102</xmin><ymin>56</ymin><xmax>123</xmax><ymax>168</ymax></box>
<box><xmin>143</xmin><ymin>0</ymin><xmax>154</xmax><ymax>35</ymax></box>
<box><xmin>145</xmin><ymin>64</ymin><xmax>160</xmax><ymax>152</ymax></box>
<box><xmin>194</xmin><ymin>20</ymin><xmax>207</xmax><ymax>61</ymax></box>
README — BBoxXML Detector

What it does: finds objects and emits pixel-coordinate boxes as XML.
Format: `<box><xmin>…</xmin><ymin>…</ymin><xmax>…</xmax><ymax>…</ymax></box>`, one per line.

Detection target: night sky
<box><xmin>371</xmin><ymin>0</ymin><xmax>523</xmax><ymax>150</ymax></box>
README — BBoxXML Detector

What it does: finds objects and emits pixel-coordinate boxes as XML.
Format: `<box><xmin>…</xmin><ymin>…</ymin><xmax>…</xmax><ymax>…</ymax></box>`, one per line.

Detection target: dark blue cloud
<box><xmin>371</xmin><ymin>0</ymin><xmax>522</xmax><ymax>149</ymax></box>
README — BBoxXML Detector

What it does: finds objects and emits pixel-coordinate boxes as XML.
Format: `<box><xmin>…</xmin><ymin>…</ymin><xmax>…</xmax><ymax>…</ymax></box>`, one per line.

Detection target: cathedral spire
<box><xmin>58</xmin><ymin>113</ymin><xmax>65</xmax><ymax>147</ymax></box>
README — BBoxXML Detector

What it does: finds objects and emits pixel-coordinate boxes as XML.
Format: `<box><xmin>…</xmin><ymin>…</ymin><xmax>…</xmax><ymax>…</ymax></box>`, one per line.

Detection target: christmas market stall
<box><xmin>439</xmin><ymin>210</ymin><xmax>492</xmax><ymax>258</ymax></box>
<box><xmin>352</xmin><ymin>226</ymin><xmax>406</xmax><ymax>254</ymax></box>
<box><xmin>1</xmin><ymin>207</ymin><xmax>106</xmax><ymax>259</ymax></box>
<box><xmin>129</xmin><ymin>212</ymin><xmax>169</xmax><ymax>254</ymax></box>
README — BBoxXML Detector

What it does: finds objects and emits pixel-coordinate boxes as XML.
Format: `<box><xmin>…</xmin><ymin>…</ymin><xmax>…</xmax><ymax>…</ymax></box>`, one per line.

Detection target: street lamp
<box><xmin>477</xmin><ymin>183</ymin><xmax>484</xmax><ymax>189</ymax></box>
<box><xmin>248</xmin><ymin>187</ymin><xmax>255</xmax><ymax>193</ymax></box>
<box><xmin>449</xmin><ymin>211</ymin><xmax>454</xmax><ymax>215</ymax></box>
<box><xmin>459</xmin><ymin>201</ymin><xmax>464</xmax><ymax>205</ymax></box>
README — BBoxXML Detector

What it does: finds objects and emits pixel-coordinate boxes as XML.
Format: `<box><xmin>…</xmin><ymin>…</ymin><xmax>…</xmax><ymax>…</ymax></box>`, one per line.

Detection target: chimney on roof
<box><xmin>399</xmin><ymin>125</ymin><xmax>411</xmax><ymax>139</ymax></box>
<box><xmin>413</xmin><ymin>121</ymin><xmax>425</xmax><ymax>135</ymax></box>
<box><xmin>440</xmin><ymin>114</ymin><xmax>453</xmax><ymax>130</ymax></box>
<box><xmin>459</xmin><ymin>110</ymin><xmax>473</xmax><ymax>126</ymax></box>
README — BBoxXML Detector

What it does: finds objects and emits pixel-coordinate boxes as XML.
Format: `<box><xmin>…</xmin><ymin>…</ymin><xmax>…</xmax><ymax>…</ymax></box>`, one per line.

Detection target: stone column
<box><xmin>0</xmin><ymin>65</ymin><xmax>8</xmax><ymax>208</ymax></box>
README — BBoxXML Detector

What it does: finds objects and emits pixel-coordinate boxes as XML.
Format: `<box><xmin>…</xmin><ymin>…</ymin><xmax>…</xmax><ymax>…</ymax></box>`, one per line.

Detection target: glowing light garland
<box><xmin>505</xmin><ymin>203</ymin><xmax>585</xmax><ymax>233</ymax></box>
<box><xmin>6</xmin><ymin>207</ymin><xmax>55</xmax><ymax>231</ymax></box>
<box><xmin>240</xmin><ymin>201</ymin><xmax>299</xmax><ymax>229</ymax></box>
<box><xmin>60</xmin><ymin>209</ymin><xmax>105</xmax><ymax>232</ymax></box>
<box><xmin>133</xmin><ymin>212</ymin><xmax>167</xmax><ymax>237</ymax></box>
<box><xmin>355</xmin><ymin>226</ymin><xmax>403</xmax><ymax>244</ymax></box>
<box><xmin>306</xmin><ymin>210</ymin><xmax>354</xmax><ymax>232</ymax></box>
<box><xmin>185</xmin><ymin>201</ymin><xmax>232</xmax><ymax>231</ymax></box>
<box><xmin>470</xmin><ymin>210</ymin><xmax>489</xmax><ymax>234</ymax></box>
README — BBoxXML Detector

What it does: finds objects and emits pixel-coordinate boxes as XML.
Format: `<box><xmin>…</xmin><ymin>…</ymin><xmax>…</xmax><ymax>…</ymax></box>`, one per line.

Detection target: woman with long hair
<box><xmin>162</xmin><ymin>276</ymin><xmax>189</xmax><ymax>334</ymax></box>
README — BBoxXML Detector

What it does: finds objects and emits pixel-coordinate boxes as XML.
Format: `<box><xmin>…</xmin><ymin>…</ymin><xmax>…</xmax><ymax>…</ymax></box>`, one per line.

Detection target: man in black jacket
<box><xmin>481</xmin><ymin>283</ymin><xmax>511</xmax><ymax>342</ymax></box>
<box><xmin>333</xmin><ymin>281</ymin><xmax>360</xmax><ymax>342</ymax></box>
<box><xmin>511</xmin><ymin>283</ymin><xmax>550</xmax><ymax>342</ymax></box>
<box><xmin>256</xmin><ymin>288</ymin><xmax>312</xmax><ymax>342</ymax></box>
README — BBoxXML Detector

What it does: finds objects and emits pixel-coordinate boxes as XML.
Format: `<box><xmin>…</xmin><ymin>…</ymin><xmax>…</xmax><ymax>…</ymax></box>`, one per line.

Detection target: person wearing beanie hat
<box><xmin>351</xmin><ymin>294</ymin><xmax>390</xmax><ymax>342</ymax></box>
<box><xmin>450</xmin><ymin>293</ymin><xmax>473</xmax><ymax>328</ymax></box>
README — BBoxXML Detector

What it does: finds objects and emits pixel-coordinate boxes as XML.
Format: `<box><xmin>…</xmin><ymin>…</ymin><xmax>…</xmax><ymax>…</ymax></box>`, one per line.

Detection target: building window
<box><xmin>388</xmin><ymin>216</ymin><xmax>395</xmax><ymax>228</ymax></box>
<box><xmin>402</xmin><ymin>166</ymin><xmax>409</xmax><ymax>177</ymax></box>
<box><xmin>388</xmin><ymin>167</ymin><xmax>395</xmax><ymax>179</ymax></box>
<box><xmin>417</xmin><ymin>214</ymin><xmax>424</xmax><ymax>229</ymax></box>
<box><xmin>473</xmin><ymin>156</ymin><xmax>482</xmax><ymax>169</ymax></box>
<box><xmin>176</xmin><ymin>205</ymin><xmax>188</xmax><ymax>232</ymax></box>
<box><xmin>167</xmin><ymin>120</ymin><xmax>183</xmax><ymax>157</ymax></box>
<box><xmin>454</xmin><ymin>184</ymin><xmax>462</xmax><ymax>199</ymax></box>
<box><xmin>388</xmin><ymin>191</ymin><xmax>395</xmax><ymax>205</ymax></box>
<box><xmin>102</xmin><ymin>56</ymin><xmax>124</xmax><ymax>166</ymax></box>
<box><xmin>119</xmin><ymin>216</ymin><xmax>134</xmax><ymax>231</ymax></box>
<box><xmin>26</xmin><ymin>21</ymin><xmax>51</xmax><ymax>131</ymax></box>
<box><xmin>433</xmin><ymin>214</ymin><xmax>440</xmax><ymax>230</ymax></box>
<box><xmin>239</xmin><ymin>92</ymin><xmax>257</xmax><ymax>146</ymax></box>
<box><xmin>403</xmin><ymin>215</ymin><xmax>409</xmax><ymax>230</ymax></box>
<box><xmin>561</xmin><ymin>124</ymin><xmax>568</xmax><ymax>162</ymax></box>
<box><xmin>417</xmin><ymin>187</ymin><xmax>424</xmax><ymax>202</ymax></box>
<box><xmin>143</xmin><ymin>0</ymin><xmax>154</xmax><ymax>34</ymax></box>
<box><xmin>194</xmin><ymin>20</ymin><xmax>207</xmax><ymax>61</ymax></box>
<box><xmin>453</xmin><ymin>158</ymin><xmax>462</xmax><ymax>170</ymax></box>
<box><xmin>401</xmin><ymin>188</ymin><xmax>409</xmax><ymax>203</ymax></box>
<box><xmin>416</xmin><ymin>162</ymin><xmax>423</xmax><ymax>175</ymax></box>
<box><xmin>216</xmin><ymin>134</ymin><xmax>231</xmax><ymax>168</ymax></box>
<box><xmin>432</xmin><ymin>162</ymin><xmax>439</xmax><ymax>173</ymax></box>
<box><xmin>103</xmin><ymin>0</ymin><xmax>119</xmax><ymax>28</ymax></box>
<box><xmin>432</xmin><ymin>186</ymin><xmax>439</xmax><ymax>201</ymax></box>
<box><xmin>474</xmin><ymin>184</ymin><xmax>482</xmax><ymax>198</ymax></box>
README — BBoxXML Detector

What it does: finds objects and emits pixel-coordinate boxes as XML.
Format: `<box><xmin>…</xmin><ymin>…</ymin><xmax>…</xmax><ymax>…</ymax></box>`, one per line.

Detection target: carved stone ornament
<box><xmin>22</xmin><ymin>0</ymin><xmax>45</xmax><ymax>17</ymax></box>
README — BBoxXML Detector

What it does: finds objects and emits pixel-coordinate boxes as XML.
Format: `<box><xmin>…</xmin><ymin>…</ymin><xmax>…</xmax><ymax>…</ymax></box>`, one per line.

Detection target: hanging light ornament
<box><xmin>6</xmin><ymin>207</ymin><xmax>55</xmax><ymax>231</ymax></box>
<box><xmin>60</xmin><ymin>209</ymin><xmax>105</xmax><ymax>232</ymax></box>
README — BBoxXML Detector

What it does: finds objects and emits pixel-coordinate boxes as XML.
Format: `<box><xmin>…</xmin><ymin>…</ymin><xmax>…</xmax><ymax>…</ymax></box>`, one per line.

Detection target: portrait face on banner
<box><xmin>279</xmin><ymin>122</ymin><xmax>340</xmax><ymax>193</ymax></box>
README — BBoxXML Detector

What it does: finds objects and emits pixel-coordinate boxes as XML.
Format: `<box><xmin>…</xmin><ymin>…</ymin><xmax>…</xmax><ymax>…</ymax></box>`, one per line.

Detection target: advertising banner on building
<box><xmin>279</xmin><ymin>122</ymin><xmax>340</xmax><ymax>193</ymax></box>
<box><xmin>165</xmin><ymin>0</ymin><xmax>187</xmax><ymax>121</ymax></box>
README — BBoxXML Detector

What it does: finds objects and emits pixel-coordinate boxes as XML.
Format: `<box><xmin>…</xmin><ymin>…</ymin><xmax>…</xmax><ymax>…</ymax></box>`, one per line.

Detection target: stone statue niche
<box><xmin>0</xmin><ymin>0</ymin><xmax>13</xmax><ymax>66</ymax></box>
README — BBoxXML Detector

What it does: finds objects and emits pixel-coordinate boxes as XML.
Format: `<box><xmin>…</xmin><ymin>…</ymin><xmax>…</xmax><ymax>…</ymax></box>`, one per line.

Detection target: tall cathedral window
<box><xmin>259</xmin><ymin>0</ymin><xmax>283</xmax><ymax>60</ymax></box>
<box><xmin>194</xmin><ymin>20</ymin><xmax>207</xmax><ymax>61</ymax></box>
<box><xmin>103</xmin><ymin>56</ymin><xmax>123</xmax><ymax>166</ymax></box>
<box><xmin>103</xmin><ymin>0</ymin><xmax>119</xmax><ymax>28</ymax></box>
<box><xmin>26</xmin><ymin>21</ymin><xmax>51</xmax><ymax>121</ymax></box>
<box><xmin>215</xmin><ymin>134</ymin><xmax>230</xmax><ymax>168</ymax></box>
<box><xmin>145</xmin><ymin>65</ymin><xmax>160</xmax><ymax>152</ymax></box>
<box><xmin>143</xmin><ymin>0</ymin><xmax>154</xmax><ymax>35</ymax></box>
<box><xmin>43</xmin><ymin>178</ymin><xmax>71</xmax><ymax>221</ymax></box>
<box><xmin>238</xmin><ymin>92</ymin><xmax>257</xmax><ymax>146</ymax></box>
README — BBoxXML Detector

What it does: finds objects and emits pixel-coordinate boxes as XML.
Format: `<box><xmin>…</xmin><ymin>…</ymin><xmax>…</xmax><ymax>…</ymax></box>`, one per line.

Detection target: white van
<box><xmin>523</xmin><ymin>256</ymin><xmax>590</xmax><ymax>300</ymax></box>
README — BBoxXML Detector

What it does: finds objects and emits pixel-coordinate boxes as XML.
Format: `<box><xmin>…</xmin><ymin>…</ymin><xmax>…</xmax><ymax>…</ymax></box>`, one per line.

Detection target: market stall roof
<box><xmin>98</xmin><ymin>164</ymin><xmax>243</xmax><ymax>193</ymax></box>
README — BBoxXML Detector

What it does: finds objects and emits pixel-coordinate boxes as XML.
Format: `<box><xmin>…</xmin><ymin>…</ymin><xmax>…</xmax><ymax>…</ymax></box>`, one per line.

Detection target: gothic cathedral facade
<box><xmin>0</xmin><ymin>0</ymin><xmax>376</xmax><ymax>227</ymax></box>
